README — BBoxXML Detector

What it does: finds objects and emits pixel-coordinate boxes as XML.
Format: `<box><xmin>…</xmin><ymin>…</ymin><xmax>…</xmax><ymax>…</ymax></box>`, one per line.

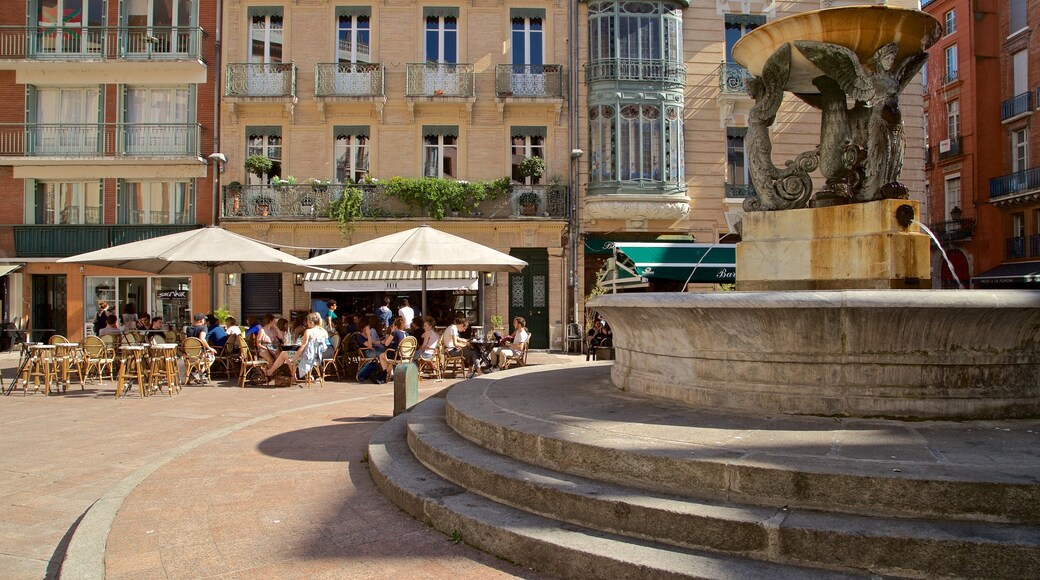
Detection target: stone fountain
<box><xmin>368</xmin><ymin>4</ymin><xmax>1040</xmax><ymax>577</ymax></box>
<box><xmin>591</xmin><ymin>3</ymin><xmax>1040</xmax><ymax>420</ymax></box>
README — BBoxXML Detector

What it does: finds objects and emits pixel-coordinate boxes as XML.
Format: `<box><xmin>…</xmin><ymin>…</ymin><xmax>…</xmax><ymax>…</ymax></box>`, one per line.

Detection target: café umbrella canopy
<box><xmin>57</xmin><ymin>226</ymin><xmax>327</xmax><ymax>308</ymax></box>
<box><xmin>305</xmin><ymin>225</ymin><xmax>528</xmax><ymax>317</ymax></box>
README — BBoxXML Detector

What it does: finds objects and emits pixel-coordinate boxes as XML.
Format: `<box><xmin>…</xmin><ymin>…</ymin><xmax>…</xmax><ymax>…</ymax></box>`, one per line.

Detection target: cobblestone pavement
<box><xmin>0</xmin><ymin>351</ymin><xmax>579</xmax><ymax>579</ymax></box>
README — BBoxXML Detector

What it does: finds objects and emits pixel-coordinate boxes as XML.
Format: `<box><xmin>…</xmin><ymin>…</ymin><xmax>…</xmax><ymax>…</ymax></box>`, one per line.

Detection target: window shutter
<box><xmin>422</xmin><ymin>125</ymin><xmax>459</xmax><ymax>138</ymax></box>
<box><xmin>336</xmin><ymin>6</ymin><xmax>372</xmax><ymax>18</ymax></box>
<box><xmin>241</xmin><ymin>273</ymin><xmax>283</xmax><ymax>319</ymax></box>
<box><xmin>510</xmin><ymin>125</ymin><xmax>546</xmax><ymax>139</ymax></box>
<box><xmin>423</xmin><ymin>7</ymin><xmax>459</xmax><ymax>19</ymax></box>
<box><xmin>510</xmin><ymin>8</ymin><xmax>544</xmax><ymax>20</ymax></box>
<box><xmin>334</xmin><ymin>125</ymin><xmax>370</xmax><ymax>139</ymax></box>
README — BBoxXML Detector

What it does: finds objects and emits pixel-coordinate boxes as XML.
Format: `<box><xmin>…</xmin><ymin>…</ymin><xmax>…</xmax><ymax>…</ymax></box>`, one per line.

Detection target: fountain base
<box><xmin>737</xmin><ymin>199</ymin><xmax>930</xmax><ymax>291</ymax></box>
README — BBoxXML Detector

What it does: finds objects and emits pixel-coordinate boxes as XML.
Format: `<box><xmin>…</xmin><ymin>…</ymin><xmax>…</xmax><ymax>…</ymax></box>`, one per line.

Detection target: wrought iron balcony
<box><xmin>0</xmin><ymin>123</ymin><xmax>201</xmax><ymax>157</ymax></box>
<box><xmin>405</xmin><ymin>63</ymin><xmax>475</xmax><ymax>98</ymax></box>
<box><xmin>225</xmin><ymin>63</ymin><xmax>296</xmax><ymax>98</ymax></box>
<box><xmin>222</xmin><ymin>183</ymin><xmax>567</xmax><ymax>220</ymax></box>
<box><xmin>990</xmin><ymin>166</ymin><xmax>1040</xmax><ymax>199</ymax></box>
<box><xmin>585</xmin><ymin>58</ymin><xmax>686</xmax><ymax>85</ymax></box>
<box><xmin>0</xmin><ymin>26</ymin><xmax>206</xmax><ymax>61</ymax></box>
<box><xmin>944</xmin><ymin>69</ymin><xmax>958</xmax><ymax>84</ymax></box>
<box><xmin>1031</xmin><ymin>234</ymin><xmax>1040</xmax><ymax>258</ymax></box>
<box><xmin>315</xmin><ymin>62</ymin><xmax>384</xmax><ymax>97</ymax></box>
<box><xmin>1006</xmin><ymin>236</ymin><xmax>1026</xmax><ymax>259</ymax></box>
<box><xmin>937</xmin><ymin>136</ymin><xmax>961</xmax><ymax>160</ymax></box>
<box><xmin>717</xmin><ymin>63</ymin><xmax>752</xmax><ymax>94</ymax></box>
<box><xmin>1001</xmin><ymin>91</ymin><xmax>1033</xmax><ymax>121</ymax></box>
<box><xmin>926</xmin><ymin>218</ymin><xmax>975</xmax><ymax>243</ymax></box>
<box><xmin>724</xmin><ymin>183</ymin><xmax>755</xmax><ymax>198</ymax></box>
<box><xmin>494</xmin><ymin>64</ymin><xmax>564</xmax><ymax>98</ymax></box>
<box><xmin>13</xmin><ymin>224</ymin><xmax>198</xmax><ymax>258</ymax></box>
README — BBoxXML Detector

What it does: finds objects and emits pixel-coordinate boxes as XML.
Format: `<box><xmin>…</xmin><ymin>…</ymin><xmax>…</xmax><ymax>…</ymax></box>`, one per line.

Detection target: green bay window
<box><xmin>587</xmin><ymin>1</ymin><xmax>683</xmax><ymax>66</ymax></box>
<box><xmin>589</xmin><ymin>102</ymin><xmax>682</xmax><ymax>186</ymax></box>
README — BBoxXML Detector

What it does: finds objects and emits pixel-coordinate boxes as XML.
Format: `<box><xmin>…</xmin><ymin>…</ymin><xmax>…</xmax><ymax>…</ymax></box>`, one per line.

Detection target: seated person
<box><xmin>587</xmin><ymin>317</ymin><xmax>612</xmax><ymax>360</ymax></box>
<box><xmin>244</xmin><ymin>316</ymin><xmax>261</xmax><ymax>336</ymax></box>
<box><xmin>378</xmin><ymin>317</ymin><xmax>409</xmax><ymax>372</ymax></box>
<box><xmin>186</xmin><ymin>312</ymin><xmax>217</xmax><ymax>381</ymax></box>
<box><xmin>98</xmin><ymin>314</ymin><xmax>122</xmax><ymax>337</ymax></box>
<box><xmin>225</xmin><ymin>316</ymin><xmax>243</xmax><ymax>337</ymax></box>
<box><xmin>443</xmin><ymin>317</ymin><xmax>483</xmax><ymax>378</ymax></box>
<box><xmin>206</xmin><ymin>315</ymin><xmax>229</xmax><ymax>349</ymax></box>
<box><xmin>344</xmin><ymin>315</ymin><xmax>359</xmax><ymax>335</ymax></box>
<box><xmin>256</xmin><ymin>314</ymin><xmax>280</xmax><ymax>364</ymax></box>
<box><xmin>492</xmin><ymin>316</ymin><xmax>531</xmax><ymax>369</ymax></box>
<box><xmin>418</xmin><ymin>317</ymin><xmax>439</xmax><ymax>361</ymax></box>
<box><xmin>265</xmin><ymin>312</ymin><xmax>329</xmax><ymax>381</ymax></box>
<box><xmin>361</xmin><ymin>316</ymin><xmax>386</xmax><ymax>359</ymax></box>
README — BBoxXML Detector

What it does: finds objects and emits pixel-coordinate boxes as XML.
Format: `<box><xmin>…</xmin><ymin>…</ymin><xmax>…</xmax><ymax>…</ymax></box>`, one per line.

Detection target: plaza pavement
<box><xmin>0</xmin><ymin>350</ymin><xmax>580</xmax><ymax>579</ymax></box>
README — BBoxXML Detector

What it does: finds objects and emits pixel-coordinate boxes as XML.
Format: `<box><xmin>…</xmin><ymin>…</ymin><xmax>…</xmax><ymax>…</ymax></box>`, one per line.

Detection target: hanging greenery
<box><xmin>244</xmin><ymin>154</ymin><xmax>273</xmax><ymax>177</ymax></box>
<box><xmin>327</xmin><ymin>185</ymin><xmax>365</xmax><ymax>239</ymax></box>
<box><xmin>380</xmin><ymin>176</ymin><xmax>510</xmax><ymax>220</ymax></box>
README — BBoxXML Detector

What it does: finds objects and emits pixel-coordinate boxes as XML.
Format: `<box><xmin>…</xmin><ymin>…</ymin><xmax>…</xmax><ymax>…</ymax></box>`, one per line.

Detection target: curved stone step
<box><xmin>409</xmin><ymin>395</ymin><xmax>1040</xmax><ymax>578</ymax></box>
<box><xmin>444</xmin><ymin>364</ymin><xmax>1040</xmax><ymax>524</ymax></box>
<box><xmin>369</xmin><ymin>408</ymin><xmax>860</xmax><ymax>580</ymax></box>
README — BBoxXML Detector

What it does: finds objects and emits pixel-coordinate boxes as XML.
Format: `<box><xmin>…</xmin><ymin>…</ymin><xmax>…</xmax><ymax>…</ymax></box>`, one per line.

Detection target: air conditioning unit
<box><xmin>939</xmin><ymin>139</ymin><xmax>951</xmax><ymax>153</ymax></box>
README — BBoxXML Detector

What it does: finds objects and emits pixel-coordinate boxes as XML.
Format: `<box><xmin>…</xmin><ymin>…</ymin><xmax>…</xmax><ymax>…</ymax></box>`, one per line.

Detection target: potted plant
<box><xmin>226</xmin><ymin>181</ymin><xmax>243</xmax><ymax>215</ymax></box>
<box><xmin>254</xmin><ymin>193</ymin><xmax>274</xmax><ymax>216</ymax></box>
<box><xmin>518</xmin><ymin>155</ymin><xmax>545</xmax><ymax>184</ymax></box>
<box><xmin>491</xmin><ymin>314</ymin><xmax>505</xmax><ymax>333</ymax></box>
<box><xmin>517</xmin><ymin>190</ymin><xmax>540</xmax><ymax>216</ymax></box>
<box><xmin>309</xmin><ymin>178</ymin><xmax>330</xmax><ymax>193</ymax></box>
<box><xmin>244</xmin><ymin>154</ymin><xmax>273</xmax><ymax>178</ymax></box>
<box><xmin>271</xmin><ymin>175</ymin><xmax>297</xmax><ymax>192</ymax></box>
<box><xmin>213</xmin><ymin>306</ymin><xmax>232</xmax><ymax>327</ymax></box>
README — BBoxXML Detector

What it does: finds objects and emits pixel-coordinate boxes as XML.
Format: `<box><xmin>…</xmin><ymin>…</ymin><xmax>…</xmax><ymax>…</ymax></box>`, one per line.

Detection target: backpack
<box><xmin>356</xmin><ymin>360</ymin><xmax>381</xmax><ymax>382</ymax></box>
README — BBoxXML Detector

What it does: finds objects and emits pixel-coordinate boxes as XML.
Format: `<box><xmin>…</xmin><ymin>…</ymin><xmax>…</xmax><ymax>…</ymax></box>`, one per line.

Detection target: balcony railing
<box><xmin>585</xmin><ymin>58</ymin><xmax>686</xmax><ymax>85</ymax></box>
<box><xmin>222</xmin><ymin>183</ymin><xmax>567</xmax><ymax>219</ymax></box>
<box><xmin>315</xmin><ymin>62</ymin><xmax>384</xmax><ymax>97</ymax></box>
<box><xmin>13</xmin><ymin>224</ymin><xmax>198</xmax><ymax>258</ymax></box>
<box><xmin>717</xmin><ymin>62</ymin><xmax>752</xmax><ymax>94</ymax></box>
<box><xmin>0</xmin><ymin>123</ymin><xmax>200</xmax><ymax>157</ymax></box>
<box><xmin>1031</xmin><ymin>234</ymin><xmax>1040</xmax><ymax>258</ymax></box>
<box><xmin>937</xmin><ymin>136</ymin><xmax>962</xmax><ymax>160</ymax></box>
<box><xmin>225</xmin><ymin>63</ymin><xmax>296</xmax><ymax>97</ymax></box>
<box><xmin>944</xmin><ymin>69</ymin><xmax>958</xmax><ymax>84</ymax></box>
<box><xmin>405</xmin><ymin>63</ymin><xmax>475</xmax><ymax>97</ymax></box>
<box><xmin>990</xmin><ymin>166</ymin><xmax>1040</xmax><ymax>199</ymax></box>
<box><xmin>1006</xmin><ymin>236</ymin><xmax>1026</xmax><ymax>259</ymax></box>
<box><xmin>1001</xmin><ymin>91</ymin><xmax>1033</xmax><ymax>121</ymax></box>
<box><xmin>494</xmin><ymin>64</ymin><xmax>564</xmax><ymax>98</ymax></box>
<box><xmin>724</xmin><ymin>183</ymin><xmax>755</xmax><ymax>198</ymax></box>
<box><xmin>926</xmin><ymin>218</ymin><xmax>976</xmax><ymax>243</ymax></box>
<box><xmin>0</xmin><ymin>26</ymin><xmax>205</xmax><ymax>61</ymax></box>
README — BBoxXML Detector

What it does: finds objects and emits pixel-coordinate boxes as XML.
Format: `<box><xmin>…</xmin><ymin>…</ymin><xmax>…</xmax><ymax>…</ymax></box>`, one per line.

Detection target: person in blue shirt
<box><xmin>376</xmin><ymin>296</ymin><xmax>393</xmax><ymax>327</ymax></box>
<box><xmin>245</xmin><ymin>316</ymin><xmax>262</xmax><ymax>336</ymax></box>
<box><xmin>206</xmin><ymin>315</ymin><xmax>229</xmax><ymax>349</ymax></box>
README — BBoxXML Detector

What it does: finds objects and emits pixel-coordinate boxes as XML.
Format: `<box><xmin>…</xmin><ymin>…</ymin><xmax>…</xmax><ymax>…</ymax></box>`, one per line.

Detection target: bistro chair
<box><xmin>82</xmin><ymin>336</ymin><xmax>115</xmax><ymax>384</ymax></box>
<box><xmin>213</xmin><ymin>339</ymin><xmax>240</xmax><ymax>378</ymax></box>
<box><xmin>99</xmin><ymin>334</ymin><xmax>119</xmax><ymax>358</ymax></box>
<box><xmin>22</xmin><ymin>344</ymin><xmax>57</xmax><ymax>396</ymax></box>
<box><xmin>236</xmin><ymin>335</ymin><xmax>269</xmax><ymax>387</ymax></box>
<box><xmin>416</xmin><ymin>342</ymin><xmax>442</xmax><ymax>381</ymax></box>
<box><xmin>47</xmin><ymin>335</ymin><xmax>70</xmax><ymax>345</ymax></box>
<box><xmin>501</xmin><ymin>339</ymin><xmax>530</xmax><ymax>370</ymax></box>
<box><xmin>321</xmin><ymin>340</ymin><xmax>342</xmax><ymax>381</ymax></box>
<box><xmin>181</xmin><ymin>337</ymin><xmax>210</xmax><ymax>385</ymax></box>
<box><xmin>385</xmin><ymin>336</ymin><xmax>417</xmax><ymax>375</ymax></box>
<box><xmin>343</xmin><ymin>332</ymin><xmax>375</xmax><ymax>379</ymax></box>
<box><xmin>442</xmin><ymin>343</ymin><xmax>468</xmax><ymax>378</ymax></box>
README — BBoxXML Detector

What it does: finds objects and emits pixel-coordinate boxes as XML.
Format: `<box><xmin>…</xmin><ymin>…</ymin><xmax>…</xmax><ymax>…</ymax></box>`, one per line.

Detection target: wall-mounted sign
<box><xmin>157</xmin><ymin>289</ymin><xmax>188</xmax><ymax>300</ymax></box>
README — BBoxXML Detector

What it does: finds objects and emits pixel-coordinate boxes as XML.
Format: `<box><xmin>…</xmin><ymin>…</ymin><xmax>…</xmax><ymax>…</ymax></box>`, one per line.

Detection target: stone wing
<box><xmin>751</xmin><ymin>42</ymin><xmax>792</xmax><ymax>119</ymax></box>
<box><xmin>794</xmin><ymin>40</ymin><xmax>874</xmax><ymax>102</ymax></box>
<box><xmin>896</xmin><ymin>52</ymin><xmax>929</xmax><ymax>93</ymax></box>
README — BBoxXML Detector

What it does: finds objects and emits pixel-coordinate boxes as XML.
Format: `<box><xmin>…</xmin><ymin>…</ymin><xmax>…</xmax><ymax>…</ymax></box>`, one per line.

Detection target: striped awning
<box><xmin>303</xmin><ymin>269</ymin><xmax>478</xmax><ymax>293</ymax></box>
<box><xmin>0</xmin><ymin>264</ymin><xmax>21</xmax><ymax>277</ymax></box>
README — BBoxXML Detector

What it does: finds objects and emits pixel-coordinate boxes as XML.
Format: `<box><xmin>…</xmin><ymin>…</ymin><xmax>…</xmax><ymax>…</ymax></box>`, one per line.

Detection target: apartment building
<box><xmin>0</xmin><ymin>0</ymin><xmax>219</xmax><ymax>340</ymax></box>
<box><xmin>217</xmin><ymin>2</ymin><xmax>571</xmax><ymax>348</ymax></box>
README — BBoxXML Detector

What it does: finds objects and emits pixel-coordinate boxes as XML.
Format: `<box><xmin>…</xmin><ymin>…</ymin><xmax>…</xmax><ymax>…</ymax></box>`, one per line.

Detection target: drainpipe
<box><xmin>211</xmin><ymin>0</ymin><xmax>223</xmax><ymax>228</ymax></box>
<box><xmin>567</xmin><ymin>0</ymin><xmax>581</xmax><ymax>346</ymax></box>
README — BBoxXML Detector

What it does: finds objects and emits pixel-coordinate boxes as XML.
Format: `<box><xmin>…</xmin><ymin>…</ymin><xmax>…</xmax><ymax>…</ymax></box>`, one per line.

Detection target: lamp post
<box><xmin>569</xmin><ymin>148</ymin><xmax>583</xmax><ymax>353</ymax></box>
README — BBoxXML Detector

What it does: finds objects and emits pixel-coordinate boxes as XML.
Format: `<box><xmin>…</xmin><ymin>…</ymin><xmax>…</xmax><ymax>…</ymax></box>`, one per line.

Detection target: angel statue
<box><xmin>794</xmin><ymin>41</ymin><xmax>928</xmax><ymax>202</ymax></box>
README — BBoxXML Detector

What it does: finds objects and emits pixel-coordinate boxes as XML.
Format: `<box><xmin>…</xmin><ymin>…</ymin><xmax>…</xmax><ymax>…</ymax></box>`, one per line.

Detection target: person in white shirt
<box><xmin>418</xmin><ymin>316</ymin><xmax>439</xmax><ymax>360</ymax></box>
<box><xmin>398</xmin><ymin>298</ymin><xmax>415</xmax><ymax>328</ymax></box>
<box><xmin>492</xmin><ymin>316</ymin><xmax>530</xmax><ymax>369</ymax></box>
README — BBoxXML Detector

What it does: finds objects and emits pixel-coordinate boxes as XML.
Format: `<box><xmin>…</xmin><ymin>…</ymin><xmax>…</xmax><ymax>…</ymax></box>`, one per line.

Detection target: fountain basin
<box><xmin>589</xmin><ymin>290</ymin><xmax>1040</xmax><ymax>420</ymax></box>
<box><xmin>731</xmin><ymin>6</ymin><xmax>942</xmax><ymax>93</ymax></box>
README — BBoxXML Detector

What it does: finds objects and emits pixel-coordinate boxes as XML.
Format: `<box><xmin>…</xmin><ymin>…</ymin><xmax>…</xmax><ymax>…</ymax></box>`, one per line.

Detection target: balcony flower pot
<box><xmin>434</xmin><ymin>89</ymin><xmax>445</xmax><ymax>96</ymax></box>
<box><xmin>226</xmin><ymin>181</ymin><xmax>243</xmax><ymax>215</ymax></box>
<box><xmin>255</xmin><ymin>197</ymin><xmax>273</xmax><ymax>217</ymax></box>
<box><xmin>517</xmin><ymin>191</ymin><xmax>540</xmax><ymax>216</ymax></box>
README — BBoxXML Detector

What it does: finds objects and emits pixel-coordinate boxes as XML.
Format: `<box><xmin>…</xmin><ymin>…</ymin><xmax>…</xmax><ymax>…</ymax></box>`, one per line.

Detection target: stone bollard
<box><xmin>393</xmin><ymin>362</ymin><xmax>419</xmax><ymax>416</ymax></box>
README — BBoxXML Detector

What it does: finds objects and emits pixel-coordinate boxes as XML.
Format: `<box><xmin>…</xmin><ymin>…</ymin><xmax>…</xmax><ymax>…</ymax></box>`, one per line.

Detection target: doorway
<box><xmin>31</xmin><ymin>274</ymin><xmax>66</xmax><ymax>337</ymax></box>
<box><xmin>508</xmin><ymin>248</ymin><xmax>548</xmax><ymax>349</ymax></box>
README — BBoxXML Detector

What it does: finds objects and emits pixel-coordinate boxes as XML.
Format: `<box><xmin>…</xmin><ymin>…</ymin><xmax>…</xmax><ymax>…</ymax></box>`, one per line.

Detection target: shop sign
<box><xmin>157</xmin><ymin>289</ymin><xmax>188</xmax><ymax>300</ymax></box>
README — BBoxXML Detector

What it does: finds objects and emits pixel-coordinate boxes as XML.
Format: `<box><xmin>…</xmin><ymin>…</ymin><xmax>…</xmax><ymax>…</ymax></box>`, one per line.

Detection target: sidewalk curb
<box><xmin>58</xmin><ymin>386</ymin><xmax>445</xmax><ymax>579</ymax></box>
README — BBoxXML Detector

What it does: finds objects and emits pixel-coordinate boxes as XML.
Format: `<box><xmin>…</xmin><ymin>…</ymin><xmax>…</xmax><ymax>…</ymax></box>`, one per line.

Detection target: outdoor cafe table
<box><xmin>116</xmin><ymin>345</ymin><xmax>148</xmax><ymax>399</ymax></box>
<box><xmin>54</xmin><ymin>342</ymin><xmax>82</xmax><ymax>392</ymax></box>
<box><xmin>146</xmin><ymin>343</ymin><xmax>180</xmax><ymax>396</ymax></box>
<box><xmin>467</xmin><ymin>339</ymin><xmax>494</xmax><ymax>370</ymax></box>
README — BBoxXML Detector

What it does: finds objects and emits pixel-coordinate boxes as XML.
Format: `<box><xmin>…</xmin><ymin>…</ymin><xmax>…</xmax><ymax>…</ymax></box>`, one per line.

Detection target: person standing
<box><xmin>376</xmin><ymin>296</ymin><xmax>393</xmax><ymax>327</ymax></box>
<box><xmin>326</xmin><ymin>299</ymin><xmax>339</xmax><ymax>331</ymax></box>
<box><xmin>398</xmin><ymin>298</ymin><xmax>415</xmax><ymax>328</ymax></box>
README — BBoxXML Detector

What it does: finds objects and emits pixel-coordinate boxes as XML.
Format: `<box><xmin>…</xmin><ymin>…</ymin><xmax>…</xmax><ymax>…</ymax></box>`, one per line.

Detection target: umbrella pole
<box><xmin>420</xmin><ymin>266</ymin><xmax>428</xmax><ymax>322</ymax></box>
<box><xmin>209</xmin><ymin>265</ymin><xmax>217</xmax><ymax>315</ymax></box>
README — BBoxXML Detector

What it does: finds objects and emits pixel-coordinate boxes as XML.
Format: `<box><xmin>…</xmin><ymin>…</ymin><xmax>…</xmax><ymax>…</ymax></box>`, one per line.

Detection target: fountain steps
<box><xmin>368</xmin><ymin>364</ymin><xmax>1040</xmax><ymax>578</ymax></box>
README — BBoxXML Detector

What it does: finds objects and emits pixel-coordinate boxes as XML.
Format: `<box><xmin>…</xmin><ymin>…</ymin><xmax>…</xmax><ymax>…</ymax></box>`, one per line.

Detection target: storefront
<box><xmin>972</xmin><ymin>262</ymin><xmax>1040</xmax><ymax>289</ymax></box>
<box><xmin>84</xmin><ymin>276</ymin><xmax>192</xmax><ymax>333</ymax></box>
<box><xmin>302</xmin><ymin>270</ymin><xmax>480</xmax><ymax>325</ymax></box>
<box><xmin>590</xmin><ymin>240</ymin><xmax>737</xmax><ymax>293</ymax></box>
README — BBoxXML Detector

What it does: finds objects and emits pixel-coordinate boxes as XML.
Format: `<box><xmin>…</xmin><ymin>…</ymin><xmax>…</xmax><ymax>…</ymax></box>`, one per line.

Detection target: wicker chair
<box><xmin>181</xmin><ymin>337</ymin><xmax>211</xmax><ymax>385</ymax></box>
<box><xmin>500</xmin><ymin>339</ymin><xmax>529</xmax><ymax>370</ymax></box>
<box><xmin>212</xmin><ymin>338</ymin><xmax>241</xmax><ymax>378</ymax></box>
<box><xmin>416</xmin><ymin>341</ymin><xmax>442</xmax><ymax>381</ymax></box>
<box><xmin>236</xmin><ymin>335</ymin><xmax>269</xmax><ymax>387</ymax></box>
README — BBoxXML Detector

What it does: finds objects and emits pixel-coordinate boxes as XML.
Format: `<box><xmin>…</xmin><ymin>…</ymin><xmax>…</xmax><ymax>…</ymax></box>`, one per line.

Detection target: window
<box><xmin>125</xmin><ymin>0</ymin><xmax>195</xmax><ymax>54</ymax></box>
<box><xmin>1013</xmin><ymin>213</ymin><xmax>1025</xmax><ymax>238</ymax></box>
<box><xmin>36</xmin><ymin>0</ymin><xmax>105</xmax><ymax>55</ymax></box>
<box><xmin>946</xmin><ymin>100</ymin><xmax>960</xmax><ymax>139</ymax></box>
<box><xmin>124</xmin><ymin>86</ymin><xmax>192</xmax><ymax>155</ymax></box>
<box><xmin>33</xmin><ymin>181</ymin><xmax>102</xmax><ymax>224</ymax></box>
<box><xmin>1013</xmin><ymin>50</ymin><xmax>1028</xmax><ymax>96</ymax></box>
<box><xmin>511</xmin><ymin>11</ymin><xmax>543</xmax><ymax>67</ymax></box>
<box><xmin>336</xmin><ymin>8</ymin><xmax>370</xmax><ymax>63</ymax></box>
<box><xmin>725</xmin><ymin>14</ymin><xmax>765</xmax><ymax>63</ymax></box>
<box><xmin>727</xmin><ymin>128</ymin><xmax>748</xmax><ymax>188</ymax></box>
<box><xmin>249</xmin><ymin>7</ymin><xmax>283</xmax><ymax>63</ymax></box>
<box><xmin>334</xmin><ymin>126</ymin><xmax>370</xmax><ymax>183</ymax></box>
<box><xmin>31</xmin><ymin>86</ymin><xmax>101</xmax><ymax>155</ymax></box>
<box><xmin>423</xmin><ymin>127</ymin><xmax>458</xmax><ymax>179</ymax></box>
<box><xmin>245</xmin><ymin>126</ymin><xmax>282</xmax><ymax>184</ymax></box>
<box><xmin>921</xmin><ymin>62</ymin><xmax>927</xmax><ymax>88</ymax></box>
<box><xmin>944</xmin><ymin>10</ymin><xmax>956</xmax><ymax>35</ymax></box>
<box><xmin>944</xmin><ymin>176</ymin><xmax>961</xmax><ymax>220</ymax></box>
<box><xmin>1013</xmin><ymin>129</ymin><xmax>1029</xmax><ymax>173</ymax></box>
<box><xmin>588</xmin><ymin>105</ymin><xmax>615</xmax><ymax>182</ymax></box>
<box><xmin>1010</xmin><ymin>0</ymin><xmax>1027</xmax><ymax>34</ymax></box>
<box><xmin>587</xmin><ymin>1</ymin><xmax>683</xmax><ymax>65</ymax></box>
<box><xmin>424</xmin><ymin>10</ymin><xmax>457</xmax><ymax>63</ymax></box>
<box><xmin>510</xmin><ymin>128</ymin><xmax>546</xmax><ymax>184</ymax></box>
<box><xmin>944</xmin><ymin>44</ymin><xmax>957</xmax><ymax>83</ymax></box>
<box><xmin>118</xmin><ymin>181</ymin><xmax>194</xmax><ymax>224</ymax></box>
<box><xmin>618</xmin><ymin>104</ymin><xmax>661</xmax><ymax>181</ymax></box>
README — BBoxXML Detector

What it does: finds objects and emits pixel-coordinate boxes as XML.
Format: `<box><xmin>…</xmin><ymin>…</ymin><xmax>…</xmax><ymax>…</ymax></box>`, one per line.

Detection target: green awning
<box><xmin>614</xmin><ymin>242</ymin><xmax>736</xmax><ymax>284</ymax></box>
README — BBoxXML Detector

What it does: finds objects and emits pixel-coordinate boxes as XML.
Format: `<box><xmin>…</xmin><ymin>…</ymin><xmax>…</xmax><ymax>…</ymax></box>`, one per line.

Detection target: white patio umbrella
<box><xmin>305</xmin><ymin>225</ymin><xmax>528</xmax><ymax>317</ymax></box>
<box><xmin>57</xmin><ymin>226</ymin><xmax>327</xmax><ymax>309</ymax></box>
